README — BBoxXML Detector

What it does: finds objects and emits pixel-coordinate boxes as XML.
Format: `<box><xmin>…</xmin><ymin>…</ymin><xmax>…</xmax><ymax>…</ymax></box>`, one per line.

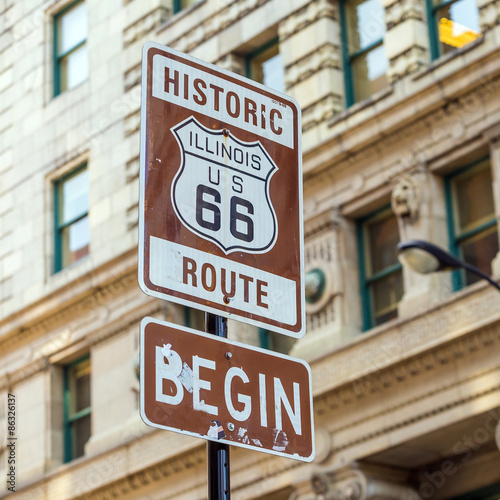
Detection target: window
<box><xmin>450</xmin><ymin>480</ymin><xmax>500</xmax><ymax>499</ymax></box>
<box><xmin>184</xmin><ymin>307</ymin><xmax>205</xmax><ymax>330</ymax></box>
<box><xmin>173</xmin><ymin>0</ymin><xmax>202</xmax><ymax>14</ymax></box>
<box><xmin>427</xmin><ymin>0</ymin><xmax>482</xmax><ymax>60</ymax></box>
<box><xmin>54</xmin><ymin>165</ymin><xmax>90</xmax><ymax>272</ymax></box>
<box><xmin>54</xmin><ymin>1</ymin><xmax>88</xmax><ymax>96</ymax></box>
<box><xmin>260</xmin><ymin>329</ymin><xmax>296</xmax><ymax>354</ymax></box>
<box><xmin>63</xmin><ymin>356</ymin><xmax>91</xmax><ymax>462</ymax></box>
<box><xmin>357</xmin><ymin>207</ymin><xmax>404</xmax><ymax>329</ymax></box>
<box><xmin>245</xmin><ymin>39</ymin><xmax>285</xmax><ymax>94</ymax></box>
<box><xmin>446</xmin><ymin>158</ymin><xmax>498</xmax><ymax>290</ymax></box>
<box><xmin>340</xmin><ymin>0</ymin><xmax>389</xmax><ymax>106</ymax></box>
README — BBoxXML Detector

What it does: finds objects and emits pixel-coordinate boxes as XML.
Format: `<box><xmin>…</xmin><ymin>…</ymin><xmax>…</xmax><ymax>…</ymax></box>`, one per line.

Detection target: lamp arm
<box><xmin>461</xmin><ymin>261</ymin><xmax>500</xmax><ymax>292</ymax></box>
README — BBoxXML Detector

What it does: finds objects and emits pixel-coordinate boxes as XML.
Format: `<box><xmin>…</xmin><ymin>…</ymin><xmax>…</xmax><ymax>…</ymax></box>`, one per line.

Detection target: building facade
<box><xmin>1</xmin><ymin>0</ymin><xmax>500</xmax><ymax>498</ymax></box>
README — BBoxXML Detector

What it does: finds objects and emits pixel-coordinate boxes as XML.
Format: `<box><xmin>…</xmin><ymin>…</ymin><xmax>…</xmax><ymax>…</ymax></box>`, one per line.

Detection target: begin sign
<box><xmin>140</xmin><ymin>317</ymin><xmax>315</xmax><ymax>462</ymax></box>
<box><xmin>139</xmin><ymin>42</ymin><xmax>305</xmax><ymax>337</ymax></box>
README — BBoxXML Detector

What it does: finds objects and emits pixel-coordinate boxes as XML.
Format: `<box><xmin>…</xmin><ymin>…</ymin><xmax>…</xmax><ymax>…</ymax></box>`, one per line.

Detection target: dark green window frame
<box><xmin>53</xmin><ymin>0</ymin><xmax>88</xmax><ymax>97</ymax></box>
<box><xmin>357</xmin><ymin>206</ymin><xmax>403</xmax><ymax>330</ymax></box>
<box><xmin>445</xmin><ymin>157</ymin><xmax>498</xmax><ymax>291</ymax></box>
<box><xmin>426</xmin><ymin>0</ymin><xmax>482</xmax><ymax>60</ymax></box>
<box><xmin>450</xmin><ymin>481</ymin><xmax>500</xmax><ymax>499</ymax></box>
<box><xmin>54</xmin><ymin>163</ymin><xmax>89</xmax><ymax>273</ymax></box>
<box><xmin>184</xmin><ymin>307</ymin><xmax>204</xmax><ymax>330</ymax></box>
<box><xmin>173</xmin><ymin>0</ymin><xmax>201</xmax><ymax>14</ymax></box>
<box><xmin>244</xmin><ymin>37</ymin><xmax>279</xmax><ymax>79</ymax></box>
<box><xmin>339</xmin><ymin>0</ymin><xmax>386</xmax><ymax>107</ymax></box>
<box><xmin>244</xmin><ymin>37</ymin><xmax>284</xmax><ymax>93</ymax></box>
<box><xmin>427</xmin><ymin>0</ymin><xmax>447</xmax><ymax>60</ymax></box>
<box><xmin>63</xmin><ymin>355</ymin><xmax>91</xmax><ymax>463</ymax></box>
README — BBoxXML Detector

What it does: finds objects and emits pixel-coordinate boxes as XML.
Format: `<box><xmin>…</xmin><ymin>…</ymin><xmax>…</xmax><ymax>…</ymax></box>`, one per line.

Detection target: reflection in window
<box><xmin>54</xmin><ymin>165</ymin><xmax>90</xmax><ymax>272</ymax></box>
<box><xmin>358</xmin><ymin>208</ymin><xmax>403</xmax><ymax>329</ymax></box>
<box><xmin>429</xmin><ymin>0</ymin><xmax>481</xmax><ymax>59</ymax></box>
<box><xmin>54</xmin><ymin>1</ymin><xmax>88</xmax><ymax>96</ymax></box>
<box><xmin>173</xmin><ymin>0</ymin><xmax>202</xmax><ymax>14</ymax></box>
<box><xmin>341</xmin><ymin>0</ymin><xmax>389</xmax><ymax>105</ymax></box>
<box><xmin>64</xmin><ymin>357</ymin><xmax>91</xmax><ymax>462</ymax></box>
<box><xmin>446</xmin><ymin>158</ymin><xmax>498</xmax><ymax>289</ymax></box>
<box><xmin>246</xmin><ymin>40</ymin><xmax>285</xmax><ymax>94</ymax></box>
<box><xmin>184</xmin><ymin>307</ymin><xmax>205</xmax><ymax>330</ymax></box>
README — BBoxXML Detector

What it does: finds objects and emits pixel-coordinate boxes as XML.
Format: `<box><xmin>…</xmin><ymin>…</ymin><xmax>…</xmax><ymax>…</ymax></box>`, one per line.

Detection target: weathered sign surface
<box><xmin>139</xmin><ymin>42</ymin><xmax>305</xmax><ymax>337</ymax></box>
<box><xmin>140</xmin><ymin>317</ymin><xmax>315</xmax><ymax>462</ymax></box>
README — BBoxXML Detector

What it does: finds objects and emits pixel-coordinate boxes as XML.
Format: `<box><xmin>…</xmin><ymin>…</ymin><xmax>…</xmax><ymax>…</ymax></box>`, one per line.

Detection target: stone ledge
<box><xmin>328</xmin><ymin>86</ymin><xmax>394</xmax><ymax>128</ymax></box>
<box><xmin>412</xmin><ymin>37</ymin><xmax>485</xmax><ymax>82</ymax></box>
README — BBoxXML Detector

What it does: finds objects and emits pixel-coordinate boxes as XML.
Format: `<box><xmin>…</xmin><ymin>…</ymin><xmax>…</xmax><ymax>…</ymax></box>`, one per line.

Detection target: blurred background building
<box><xmin>1</xmin><ymin>0</ymin><xmax>500</xmax><ymax>498</ymax></box>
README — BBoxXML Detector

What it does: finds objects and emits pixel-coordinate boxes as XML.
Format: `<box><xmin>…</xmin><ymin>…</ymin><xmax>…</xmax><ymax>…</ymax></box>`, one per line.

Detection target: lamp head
<box><xmin>396</xmin><ymin>240</ymin><xmax>464</xmax><ymax>274</ymax></box>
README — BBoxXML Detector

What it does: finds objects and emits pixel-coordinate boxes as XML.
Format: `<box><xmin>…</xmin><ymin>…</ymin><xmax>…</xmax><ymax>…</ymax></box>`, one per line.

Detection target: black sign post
<box><xmin>206</xmin><ymin>313</ymin><xmax>230</xmax><ymax>499</ymax></box>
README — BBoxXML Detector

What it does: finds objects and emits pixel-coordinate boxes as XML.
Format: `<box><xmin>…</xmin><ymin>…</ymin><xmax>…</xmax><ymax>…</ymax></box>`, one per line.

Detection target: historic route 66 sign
<box><xmin>172</xmin><ymin>117</ymin><xmax>277</xmax><ymax>254</ymax></box>
<box><xmin>139</xmin><ymin>42</ymin><xmax>305</xmax><ymax>337</ymax></box>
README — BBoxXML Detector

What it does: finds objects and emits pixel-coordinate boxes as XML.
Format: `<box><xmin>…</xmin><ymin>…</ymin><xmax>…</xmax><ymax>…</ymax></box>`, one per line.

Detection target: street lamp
<box><xmin>396</xmin><ymin>239</ymin><xmax>500</xmax><ymax>292</ymax></box>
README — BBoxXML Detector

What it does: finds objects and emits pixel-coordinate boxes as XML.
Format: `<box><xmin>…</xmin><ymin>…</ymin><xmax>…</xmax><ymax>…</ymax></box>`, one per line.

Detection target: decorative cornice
<box><xmin>302</xmin><ymin>93</ymin><xmax>342</xmax><ymax>131</ymax></box>
<box><xmin>296</xmin><ymin>468</ymin><xmax>421</xmax><ymax>500</ymax></box>
<box><xmin>385</xmin><ymin>0</ymin><xmax>426</xmax><ymax>29</ymax></box>
<box><xmin>163</xmin><ymin>0</ymin><xmax>272</xmax><ymax>54</ymax></box>
<box><xmin>313</xmin><ymin>322</ymin><xmax>500</xmax><ymax>453</ymax></box>
<box><xmin>307</xmin><ymin>68</ymin><xmax>500</xmax><ymax>186</ymax></box>
<box><xmin>285</xmin><ymin>43</ymin><xmax>341</xmax><ymax>90</ymax></box>
<box><xmin>88</xmin><ymin>301</ymin><xmax>162</xmax><ymax>347</ymax></box>
<box><xmin>315</xmin><ymin>322</ymin><xmax>500</xmax><ymax>413</ymax></box>
<box><xmin>124</xmin><ymin>63</ymin><xmax>141</xmax><ymax>92</ymax></box>
<box><xmin>214</xmin><ymin>53</ymin><xmax>245</xmax><ymax>76</ymax></box>
<box><xmin>479</xmin><ymin>0</ymin><xmax>500</xmax><ymax>32</ymax></box>
<box><xmin>125</xmin><ymin>110</ymin><xmax>140</xmax><ymax>136</ymax></box>
<box><xmin>231</xmin><ymin>453</ymin><xmax>302</xmax><ymax>497</ymax></box>
<box><xmin>0</xmin><ymin>252</ymin><xmax>138</xmax><ymax>353</ymax></box>
<box><xmin>304</xmin><ymin>209</ymin><xmax>341</xmax><ymax>240</ymax></box>
<box><xmin>73</xmin><ymin>448</ymin><xmax>206</xmax><ymax>500</ymax></box>
<box><xmin>0</xmin><ymin>299</ymin><xmax>162</xmax><ymax>391</ymax></box>
<box><xmin>388</xmin><ymin>46</ymin><xmax>428</xmax><ymax>83</ymax></box>
<box><xmin>278</xmin><ymin>0</ymin><xmax>337</xmax><ymax>42</ymax></box>
<box><xmin>123</xmin><ymin>7</ymin><xmax>170</xmax><ymax>48</ymax></box>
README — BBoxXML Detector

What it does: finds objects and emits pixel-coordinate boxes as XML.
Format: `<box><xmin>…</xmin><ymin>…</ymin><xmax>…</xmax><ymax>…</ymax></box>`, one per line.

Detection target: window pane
<box><xmin>60</xmin><ymin>44</ymin><xmax>88</xmax><ymax>92</ymax></box>
<box><xmin>366</xmin><ymin>212</ymin><xmax>400</xmax><ymax>276</ymax></box>
<box><xmin>352</xmin><ymin>44</ymin><xmax>388</xmax><ymax>102</ymax></box>
<box><xmin>180</xmin><ymin>0</ymin><xmax>202</xmax><ymax>9</ymax></box>
<box><xmin>62</xmin><ymin>169</ymin><xmax>89</xmax><ymax>223</ymax></box>
<box><xmin>68</xmin><ymin>358</ymin><xmax>91</xmax><ymax>414</ymax></box>
<box><xmin>453</xmin><ymin>162</ymin><xmax>494</xmax><ymax>234</ymax></box>
<box><xmin>62</xmin><ymin>216</ymin><xmax>90</xmax><ymax>266</ymax></box>
<box><xmin>261</xmin><ymin>53</ymin><xmax>285</xmax><ymax>93</ymax></box>
<box><xmin>436</xmin><ymin>0</ymin><xmax>481</xmax><ymax>54</ymax></box>
<box><xmin>248</xmin><ymin>44</ymin><xmax>285</xmax><ymax>94</ymax></box>
<box><xmin>345</xmin><ymin>0</ymin><xmax>386</xmax><ymax>53</ymax></box>
<box><xmin>371</xmin><ymin>270</ymin><xmax>403</xmax><ymax>325</ymax></box>
<box><xmin>58</xmin><ymin>2</ymin><xmax>87</xmax><ymax>55</ymax></box>
<box><xmin>186</xmin><ymin>307</ymin><xmax>205</xmax><ymax>330</ymax></box>
<box><xmin>461</xmin><ymin>227</ymin><xmax>499</xmax><ymax>284</ymax></box>
<box><xmin>72</xmin><ymin>413</ymin><xmax>91</xmax><ymax>459</ymax></box>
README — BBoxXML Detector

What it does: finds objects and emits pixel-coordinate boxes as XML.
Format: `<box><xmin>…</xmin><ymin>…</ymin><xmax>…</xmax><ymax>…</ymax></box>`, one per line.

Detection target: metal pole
<box><xmin>206</xmin><ymin>313</ymin><xmax>230</xmax><ymax>500</ymax></box>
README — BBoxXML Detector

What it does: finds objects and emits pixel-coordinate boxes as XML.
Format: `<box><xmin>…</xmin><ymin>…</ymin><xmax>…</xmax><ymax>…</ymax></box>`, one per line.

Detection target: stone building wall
<box><xmin>1</xmin><ymin>0</ymin><xmax>500</xmax><ymax>499</ymax></box>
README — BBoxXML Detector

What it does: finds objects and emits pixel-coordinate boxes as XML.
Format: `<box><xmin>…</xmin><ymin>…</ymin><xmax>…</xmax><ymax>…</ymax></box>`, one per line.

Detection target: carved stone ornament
<box><xmin>311</xmin><ymin>470</ymin><xmax>366</xmax><ymax>500</ymax></box>
<box><xmin>304</xmin><ymin>262</ymin><xmax>335</xmax><ymax>315</ymax></box>
<box><xmin>293</xmin><ymin>468</ymin><xmax>422</xmax><ymax>500</ymax></box>
<box><xmin>390</xmin><ymin>175</ymin><xmax>421</xmax><ymax>222</ymax></box>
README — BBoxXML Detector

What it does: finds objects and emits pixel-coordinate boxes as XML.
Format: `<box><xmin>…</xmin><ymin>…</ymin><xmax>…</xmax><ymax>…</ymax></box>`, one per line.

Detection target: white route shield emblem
<box><xmin>171</xmin><ymin>117</ymin><xmax>278</xmax><ymax>253</ymax></box>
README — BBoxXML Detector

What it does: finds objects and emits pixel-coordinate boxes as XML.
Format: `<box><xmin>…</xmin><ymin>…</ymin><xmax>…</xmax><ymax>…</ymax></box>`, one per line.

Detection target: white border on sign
<box><xmin>139</xmin><ymin>316</ymin><xmax>315</xmax><ymax>463</ymax></box>
<box><xmin>138</xmin><ymin>41</ymin><xmax>305</xmax><ymax>338</ymax></box>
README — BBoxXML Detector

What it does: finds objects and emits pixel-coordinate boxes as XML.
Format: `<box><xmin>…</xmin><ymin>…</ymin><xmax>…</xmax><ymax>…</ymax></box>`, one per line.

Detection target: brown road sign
<box><xmin>138</xmin><ymin>42</ymin><xmax>305</xmax><ymax>337</ymax></box>
<box><xmin>139</xmin><ymin>317</ymin><xmax>315</xmax><ymax>462</ymax></box>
